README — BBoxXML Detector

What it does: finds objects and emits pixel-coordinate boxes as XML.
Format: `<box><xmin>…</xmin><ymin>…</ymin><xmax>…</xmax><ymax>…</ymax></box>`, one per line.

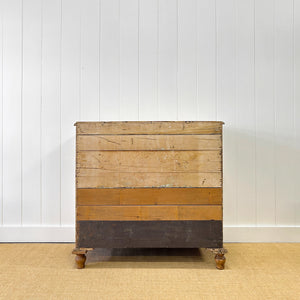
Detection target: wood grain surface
<box><xmin>75</xmin><ymin>121</ymin><xmax>223</xmax><ymax>135</ymax></box>
<box><xmin>76</xmin><ymin>171</ymin><xmax>222</xmax><ymax>188</ymax></box>
<box><xmin>76</xmin><ymin>187</ymin><xmax>222</xmax><ymax>205</ymax></box>
<box><xmin>76</xmin><ymin>134</ymin><xmax>222</xmax><ymax>151</ymax></box>
<box><xmin>76</xmin><ymin>220</ymin><xmax>223</xmax><ymax>248</ymax></box>
<box><xmin>76</xmin><ymin>205</ymin><xmax>222</xmax><ymax>221</ymax></box>
<box><xmin>76</xmin><ymin>150</ymin><xmax>221</xmax><ymax>172</ymax></box>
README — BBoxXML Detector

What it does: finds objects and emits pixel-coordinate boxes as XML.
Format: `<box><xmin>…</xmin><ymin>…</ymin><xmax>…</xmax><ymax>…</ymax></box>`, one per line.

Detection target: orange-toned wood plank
<box><xmin>76</xmin><ymin>171</ymin><xmax>222</xmax><ymax>188</ymax></box>
<box><xmin>76</xmin><ymin>188</ymin><xmax>222</xmax><ymax>206</ymax></box>
<box><xmin>76</xmin><ymin>151</ymin><xmax>221</xmax><ymax>173</ymax></box>
<box><xmin>75</xmin><ymin>121</ymin><xmax>223</xmax><ymax>135</ymax></box>
<box><xmin>76</xmin><ymin>135</ymin><xmax>222</xmax><ymax>151</ymax></box>
<box><xmin>77</xmin><ymin>205</ymin><xmax>222</xmax><ymax>221</ymax></box>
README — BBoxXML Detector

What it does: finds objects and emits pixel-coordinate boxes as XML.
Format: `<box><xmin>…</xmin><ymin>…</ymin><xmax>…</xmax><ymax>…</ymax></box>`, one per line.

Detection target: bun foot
<box><xmin>206</xmin><ymin>248</ymin><xmax>227</xmax><ymax>270</ymax></box>
<box><xmin>215</xmin><ymin>253</ymin><xmax>226</xmax><ymax>270</ymax></box>
<box><xmin>75</xmin><ymin>254</ymin><xmax>86</xmax><ymax>269</ymax></box>
<box><xmin>72</xmin><ymin>248</ymin><xmax>93</xmax><ymax>269</ymax></box>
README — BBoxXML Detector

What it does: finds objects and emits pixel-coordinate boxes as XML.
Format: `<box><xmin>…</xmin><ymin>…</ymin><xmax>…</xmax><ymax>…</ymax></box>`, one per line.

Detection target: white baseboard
<box><xmin>0</xmin><ymin>226</ymin><xmax>75</xmax><ymax>242</ymax></box>
<box><xmin>224</xmin><ymin>226</ymin><xmax>300</xmax><ymax>242</ymax></box>
<box><xmin>0</xmin><ymin>226</ymin><xmax>299</xmax><ymax>243</ymax></box>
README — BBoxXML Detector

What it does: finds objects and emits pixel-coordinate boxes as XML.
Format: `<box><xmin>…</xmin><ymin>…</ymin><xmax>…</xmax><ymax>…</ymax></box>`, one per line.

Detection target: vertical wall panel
<box><xmin>216</xmin><ymin>0</ymin><xmax>237</xmax><ymax>226</ymax></box>
<box><xmin>60</xmin><ymin>0</ymin><xmax>81</xmax><ymax>225</ymax></box>
<box><xmin>235</xmin><ymin>0</ymin><xmax>256</xmax><ymax>225</ymax></box>
<box><xmin>100</xmin><ymin>0</ymin><xmax>120</xmax><ymax>121</ymax></box>
<box><xmin>197</xmin><ymin>0</ymin><xmax>216</xmax><ymax>121</ymax></box>
<box><xmin>2</xmin><ymin>0</ymin><xmax>22</xmax><ymax>225</ymax></box>
<box><xmin>22</xmin><ymin>0</ymin><xmax>42</xmax><ymax>225</ymax></box>
<box><xmin>41</xmin><ymin>0</ymin><xmax>61</xmax><ymax>225</ymax></box>
<box><xmin>139</xmin><ymin>0</ymin><xmax>158</xmax><ymax>121</ymax></box>
<box><xmin>295</xmin><ymin>0</ymin><xmax>300</xmax><ymax>226</ymax></box>
<box><xmin>80</xmin><ymin>0</ymin><xmax>100</xmax><ymax>121</ymax></box>
<box><xmin>0</xmin><ymin>0</ymin><xmax>3</xmax><ymax>224</ymax></box>
<box><xmin>255</xmin><ymin>0</ymin><xmax>276</xmax><ymax>226</ymax></box>
<box><xmin>120</xmin><ymin>0</ymin><xmax>139</xmax><ymax>120</ymax></box>
<box><xmin>157</xmin><ymin>0</ymin><xmax>177</xmax><ymax>120</ymax></box>
<box><xmin>178</xmin><ymin>0</ymin><xmax>197</xmax><ymax>120</ymax></box>
<box><xmin>274</xmin><ymin>0</ymin><xmax>295</xmax><ymax>225</ymax></box>
<box><xmin>0</xmin><ymin>0</ymin><xmax>299</xmax><ymax>239</ymax></box>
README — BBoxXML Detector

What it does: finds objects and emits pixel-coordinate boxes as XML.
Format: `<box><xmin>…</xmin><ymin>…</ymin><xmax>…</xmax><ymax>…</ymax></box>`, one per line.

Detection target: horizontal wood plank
<box><xmin>76</xmin><ymin>171</ymin><xmax>222</xmax><ymax>188</ymax></box>
<box><xmin>77</xmin><ymin>187</ymin><xmax>222</xmax><ymax>205</ymax></box>
<box><xmin>76</xmin><ymin>150</ymin><xmax>221</xmax><ymax>172</ymax></box>
<box><xmin>76</xmin><ymin>134</ymin><xmax>222</xmax><ymax>151</ymax></box>
<box><xmin>76</xmin><ymin>220</ymin><xmax>223</xmax><ymax>248</ymax></box>
<box><xmin>75</xmin><ymin>121</ymin><xmax>223</xmax><ymax>135</ymax></box>
<box><xmin>77</xmin><ymin>205</ymin><xmax>222</xmax><ymax>221</ymax></box>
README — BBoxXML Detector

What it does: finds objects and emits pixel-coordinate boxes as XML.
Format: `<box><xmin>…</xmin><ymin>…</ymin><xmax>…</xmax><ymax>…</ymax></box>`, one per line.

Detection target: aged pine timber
<box><xmin>73</xmin><ymin>121</ymin><xmax>227</xmax><ymax>269</ymax></box>
<box><xmin>75</xmin><ymin>121</ymin><xmax>224</xmax><ymax>135</ymax></box>
<box><xmin>76</xmin><ymin>205</ymin><xmax>222</xmax><ymax>221</ymax></box>
<box><xmin>76</xmin><ymin>171</ymin><xmax>222</xmax><ymax>188</ymax></box>
<box><xmin>76</xmin><ymin>134</ymin><xmax>222</xmax><ymax>151</ymax></box>
<box><xmin>76</xmin><ymin>187</ymin><xmax>222</xmax><ymax>206</ymax></box>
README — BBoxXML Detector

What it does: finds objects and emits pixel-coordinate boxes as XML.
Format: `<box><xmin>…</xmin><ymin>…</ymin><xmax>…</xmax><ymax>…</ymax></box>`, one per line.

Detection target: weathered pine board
<box><xmin>76</xmin><ymin>171</ymin><xmax>222</xmax><ymax>188</ymax></box>
<box><xmin>76</xmin><ymin>134</ymin><xmax>222</xmax><ymax>151</ymax></box>
<box><xmin>75</xmin><ymin>121</ymin><xmax>223</xmax><ymax>135</ymax></box>
<box><xmin>77</xmin><ymin>205</ymin><xmax>222</xmax><ymax>221</ymax></box>
<box><xmin>76</xmin><ymin>220</ymin><xmax>223</xmax><ymax>248</ymax></box>
<box><xmin>76</xmin><ymin>150</ymin><xmax>221</xmax><ymax>172</ymax></box>
<box><xmin>76</xmin><ymin>187</ymin><xmax>222</xmax><ymax>205</ymax></box>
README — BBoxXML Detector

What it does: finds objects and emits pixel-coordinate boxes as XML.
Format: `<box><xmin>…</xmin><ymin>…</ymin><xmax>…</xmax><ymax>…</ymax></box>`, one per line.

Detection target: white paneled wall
<box><xmin>0</xmin><ymin>0</ymin><xmax>299</xmax><ymax>242</ymax></box>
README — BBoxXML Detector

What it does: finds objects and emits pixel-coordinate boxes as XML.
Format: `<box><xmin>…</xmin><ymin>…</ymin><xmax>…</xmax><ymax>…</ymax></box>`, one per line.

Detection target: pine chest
<box><xmin>73</xmin><ymin>121</ymin><xmax>227</xmax><ymax>269</ymax></box>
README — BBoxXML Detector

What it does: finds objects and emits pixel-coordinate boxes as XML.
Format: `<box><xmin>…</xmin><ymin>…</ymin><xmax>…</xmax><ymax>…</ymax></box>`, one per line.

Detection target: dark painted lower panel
<box><xmin>76</xmin><ymin>220</ymin><xmax>223</xmax><ymax>248</ymax></box>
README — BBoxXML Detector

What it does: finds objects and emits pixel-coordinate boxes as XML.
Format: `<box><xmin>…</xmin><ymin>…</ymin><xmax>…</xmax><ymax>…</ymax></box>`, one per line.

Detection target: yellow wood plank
<box><xmin>76</xmin><ymin>135</ymin><xmax>222</xmax><ymax>151</ymax></box>
<box><xmin>76</xmin><ymin>150</ymin><xmax>221</xmax><ymax>173</ymax></box>
<box><xmin>75</xmin><ymin>121</ymin><xmax>223</xmax><ymax>135</ymax></box>
<box><xmin>76</xmin><ymin>187</ymin><xmax>223</xmax><ymax>205</ymax></box>
<box><xmin>76</xmin><ymin>171</ymin><xmax>222</xmax><ymax>188</ymax></box>
<box><xmin>77</xmin><ymin>205</ymin><xmax>223</xmax><ymax>221</ymax></box>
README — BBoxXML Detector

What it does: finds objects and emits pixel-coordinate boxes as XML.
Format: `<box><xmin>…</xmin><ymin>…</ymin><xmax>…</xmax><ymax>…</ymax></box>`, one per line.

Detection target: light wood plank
<box><xmin>77</xmin><ymin>188</ymin><xmax>222</xmax><ymax>205</ymax></box>
<box><xmin>76</xmin><ymin>171</ymin><xmax>222</xmax><ymax>188</ymax></box>
<box><xmin>77</xmin><ymin>205</ymin><xmax>222</xmax><ymax>221</ymax></box>
<box><xmin>75</xmin><ymin>121</ymin><xmax>223</xmax><ymax>135</ymax></box>
<box><xmin>77</xmin><ymin>150</ymin><xmax>221</xmax><ymax>172</ymax></box>
<box><xmin>77</xmin><ymin>135</ymin><xmax>221</xmax><ymax>151</ymax></box>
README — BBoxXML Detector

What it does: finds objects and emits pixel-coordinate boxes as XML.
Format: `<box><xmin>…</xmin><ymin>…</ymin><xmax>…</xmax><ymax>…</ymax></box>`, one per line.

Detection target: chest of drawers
<box><xmin>72</xmin><ymin>121</ymin><xmax>227</xmax><ymax>269</ymax></box>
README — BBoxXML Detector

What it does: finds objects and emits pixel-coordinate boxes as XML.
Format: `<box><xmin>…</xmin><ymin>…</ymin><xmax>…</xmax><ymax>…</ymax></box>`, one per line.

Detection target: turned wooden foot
<box><xmin>72</xmin><ymin>248</ymin><xmax>93</xmax><ymax>269</ymax></box>
<box><xmin>206</xmin><ymin>248</ymin><xmax>227</xmax><ymax>270</ymax></box>
<box><xmin>75</xmin><ymin>254</ymin><xmax>86</xmax><ymax>269</ymax></box>
<box><xmin>215</xmin><ymin>253</ymin><xmax>226</xmax><ymax>270</ymax></box>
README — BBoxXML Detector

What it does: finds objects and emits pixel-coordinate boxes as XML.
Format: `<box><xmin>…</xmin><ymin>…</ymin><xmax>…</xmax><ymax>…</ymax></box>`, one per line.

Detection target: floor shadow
<box><xmin>86</xmin><ymin>248</ymin><xmax>215</xmax><ymax>269</ymax></box>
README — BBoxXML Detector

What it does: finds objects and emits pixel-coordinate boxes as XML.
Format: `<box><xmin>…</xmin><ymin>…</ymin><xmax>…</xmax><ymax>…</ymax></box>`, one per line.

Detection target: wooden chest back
<box><xmin>75</xmin><ymin>121</ymin><xmax>223</xmax><ymax>222</ymax></box>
